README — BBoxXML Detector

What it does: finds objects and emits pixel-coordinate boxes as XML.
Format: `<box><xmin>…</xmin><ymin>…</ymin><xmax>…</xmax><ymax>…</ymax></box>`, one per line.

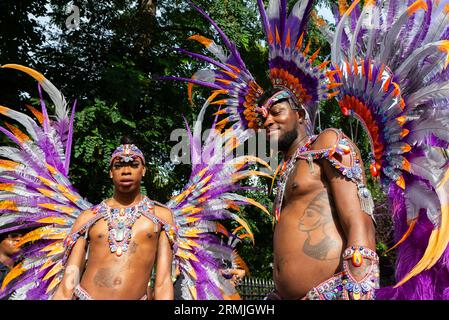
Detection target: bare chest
<box><xmin>283</xmin><ymin>159</ymin><xmax>324</xmax><ymax>202</ymax></box>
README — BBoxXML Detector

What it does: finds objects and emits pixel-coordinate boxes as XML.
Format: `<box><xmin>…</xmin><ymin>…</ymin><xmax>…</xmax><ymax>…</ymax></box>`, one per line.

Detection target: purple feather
<box><xmin>403</xmin><ymin>0</ymin><xmax>432</xmax><ymax>59</ymax></box>
<box><xmin>159</xmin><ymin>76</ymin><xmax>223</xmax><ymax>90</ymax></box>
<box><xmin>257</xmin><ymin>0</ymin><xmax>270</xmax><ymax>38</ymax></box>
<box><xmin>0</xmin><ymin>125</ymin><xmax>22</xmax><ymax>146</ymax></box>
<box><xmin>279</xmin><ymin>0</ymin><xmax>287</xmax><ymax>45</ymax></box>
<box><xmin>287</xmin><ymin>0</ymin><xmax>314</xmax><ymax>46</ymax></box>
<box><xmin>35</xmin><ymin>128</ymin><xmax>67</xmax><ymax>176</ymax></box>
<box><xmin>187</xmin><ymin>0</ymin><xmax>247</xmax><ymax>70</ymax></box>
<box><xmin>174</xmin><ymin>48</ymin><xmax>234</xmax><ymax>73</ymax></box>
<box><xmin>0</xmin><ymin>222</ymin><xmax>43</xmax><ymax>235</ymax></box>
<box><xmin>386</xmin><ymin>0</ymin><xmax>400</xmax><ymax>28</ymax></box>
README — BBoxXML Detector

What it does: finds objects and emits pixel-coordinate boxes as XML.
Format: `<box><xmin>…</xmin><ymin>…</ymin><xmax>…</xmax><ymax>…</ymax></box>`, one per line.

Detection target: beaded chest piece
<box><xmin>63</xmin><ymin>197</ymin><xmax>178</xmax><ymax>263</ymax></box>
<box><xmin>99</xmin><ymin>196</ymin><xmax>155</xmax><ymax>257</ymax></box>
<box><xmin>273</xmin><ymin>129</ymin><xmax>375</xmax><ymax>223</ymax></box>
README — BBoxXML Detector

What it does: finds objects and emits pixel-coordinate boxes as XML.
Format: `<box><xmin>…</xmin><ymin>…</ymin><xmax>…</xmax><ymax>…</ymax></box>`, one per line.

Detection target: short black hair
<box><xmin>120</xmin><ymin>135</ymin><xmax>137</xmax><ymax>145</ymax></box>
<box><xmin>0</xmin><ymin>228</ymin><xmax>31</xmax><ymax>242</ymax></box>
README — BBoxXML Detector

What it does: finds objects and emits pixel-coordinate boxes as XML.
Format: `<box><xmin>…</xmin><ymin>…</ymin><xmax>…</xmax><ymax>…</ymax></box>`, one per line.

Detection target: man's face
<box><xmin>109</xmin><ymin>157</ymin><xmax>146</xmax><ymax>194</ymax></box>
<box><xmin>263</xmin><ymin>100</ymin><xmax>300</xmax><ymax>152</ymax></box>
<box><xmin>0</xmin><ymin>233</ymin><xmax>22</xmax><ymax>256</ymax></box>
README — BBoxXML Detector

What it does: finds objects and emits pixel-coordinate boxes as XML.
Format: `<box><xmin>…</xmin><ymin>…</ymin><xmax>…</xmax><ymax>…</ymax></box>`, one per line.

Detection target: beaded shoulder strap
<box><xmin>62</xmin><ymin>205</ymin><xmax>103</xmax><ymax>264</ymax></box>
<box><xmin>298</xmin><ymin>128</ymin><xmax>375</xmax><ymax>221</ymax></box>
<box><xmin>144</xmin><ymin>199</ymin><xmax>178</xmax><ymax>248</ymax></box>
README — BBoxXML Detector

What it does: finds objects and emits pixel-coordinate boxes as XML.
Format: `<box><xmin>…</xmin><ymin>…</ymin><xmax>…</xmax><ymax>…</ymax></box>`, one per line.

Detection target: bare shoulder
<box><xmin>309</xmin><ymin>128</ymin><xmax>341</xmax><ymax>151</ymax></box>
<box><xmin>153</xmin><ymin>205</ymin><xmax>175</xmax><ymax>225</ymax></box>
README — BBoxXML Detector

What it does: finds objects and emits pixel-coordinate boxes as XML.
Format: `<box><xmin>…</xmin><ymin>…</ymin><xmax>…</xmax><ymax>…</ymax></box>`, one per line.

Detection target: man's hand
<box><xmin>221</xmin><ymin>268</ymin><xmax>246</xmax><ymax>286</ymax></box>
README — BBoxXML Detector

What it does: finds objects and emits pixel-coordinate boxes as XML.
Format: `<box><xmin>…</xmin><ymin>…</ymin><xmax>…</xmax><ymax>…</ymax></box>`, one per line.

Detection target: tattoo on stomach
<box><xmin>94</xmin><ymin>268</ymin><xmax>120</xmax><ymax>288</ymax></box>
<box><xmin>298</xmin><ymin>191</ymin><xmax>339</xmax><ymax>261</ymax></box>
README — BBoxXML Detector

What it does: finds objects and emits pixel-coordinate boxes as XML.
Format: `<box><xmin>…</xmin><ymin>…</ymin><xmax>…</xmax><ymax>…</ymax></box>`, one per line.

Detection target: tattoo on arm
<box><xmin>298</xmin><ymin>191</ymin><xmax>339</xmax><ymax>260</ymax></box>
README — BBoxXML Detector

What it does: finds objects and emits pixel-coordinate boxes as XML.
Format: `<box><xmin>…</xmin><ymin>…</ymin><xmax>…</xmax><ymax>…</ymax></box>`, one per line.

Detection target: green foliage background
<box><xmin>0</xmin><ymin>0</ymin><xmax>394</xmax><ymax>283</ymax></box>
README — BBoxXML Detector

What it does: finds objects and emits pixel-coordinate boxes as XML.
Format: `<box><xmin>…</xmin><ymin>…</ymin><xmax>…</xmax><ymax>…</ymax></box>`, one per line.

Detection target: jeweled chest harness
<box><xmin>98</xmin><ymin>196</ymin><xmax>155</xmax><ymax>257</ymax></box>
<box><xmin>273</xmin><ymin>129</ymin><xmax>375</xmax><ymax>224</ymax></box>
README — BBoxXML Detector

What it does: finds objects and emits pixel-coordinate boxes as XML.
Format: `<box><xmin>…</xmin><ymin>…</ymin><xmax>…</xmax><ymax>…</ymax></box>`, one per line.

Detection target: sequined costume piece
<box><xmin>109</xmin><ymin>144</ymin><xmax>146</xmax><ymax>165</ymax></box>
<box><xmin>266</xmin><ymin>247</ymin><xmax>379</xmax><ymax>300</ymax></box>
<box><xmin>73</xmin><ymin>284</ymin><xmax>147</xmax><ymax>300</ymax></box>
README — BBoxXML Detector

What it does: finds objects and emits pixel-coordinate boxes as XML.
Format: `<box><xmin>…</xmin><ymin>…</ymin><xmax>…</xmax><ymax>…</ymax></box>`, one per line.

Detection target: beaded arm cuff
<box><xmin>341</xmin><ymin>246</ymin><xmax>380</xmax><ymax>300</ymax></box>
<box><xmin>343</xmin><ymin>246</ymin><xmax>379</xmax><ymax>264</ymax></box>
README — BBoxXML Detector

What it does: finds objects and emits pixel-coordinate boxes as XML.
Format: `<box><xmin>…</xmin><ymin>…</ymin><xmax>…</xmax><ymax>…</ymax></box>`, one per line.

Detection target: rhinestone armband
<box><xmin>341</xmin><ymin>246</ymin><xmax>380</xmax><ymax>300</ymax></box>
<box><xmin>343</xmin><ymin>246</ymin><xmax>379</xmax><ymax>267</ymax></box>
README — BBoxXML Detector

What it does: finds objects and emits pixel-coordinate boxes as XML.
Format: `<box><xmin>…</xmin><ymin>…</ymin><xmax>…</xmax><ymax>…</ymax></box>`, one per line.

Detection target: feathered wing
<box><xmin>0</xmin><ymin>65</ymin><xmax>91</xmax><ymax>300</ymax></box>
<box><xmin>166</xmin><ymin>100</ymin><xmax>271</xmax><ymax>300</ymax></box>
<box><xmin>160</xmin><ymin>0</ymin><xmax>266</xmax><ymax>131</ymax></box>
<box><xmin>324</xmin><ymin>0</ymin><xmax>449</xmax><ymax>299</ymax></box>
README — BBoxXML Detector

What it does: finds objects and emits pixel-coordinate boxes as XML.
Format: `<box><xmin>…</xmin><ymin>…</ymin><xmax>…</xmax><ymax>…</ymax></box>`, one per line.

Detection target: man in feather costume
<box><xmin>0</xmin><ymin>229</ymin><xmax>23</xmax><ymax>299</ymax></box>
<box><xmin>52</xmin><ymin>137</ymin><xmax>175</xmax><ymax>300</ymax></box>
<box><xmin>167</xmin><ymin>0</ymin><xmax>378</xmax><ymax>300</ymax></box>
<box><xmin>318</xmin><ymin>0</ymin><xmax>449</xmax><ymax>299</ymax></box>
<box><xmin>0</xmin><ymin>63</ymin><xmax>271</xmax><ymax>300</ymax></box>
<box><xmin>166</xmin><ymin>0</ymin><xmax>449</xmax><ymax>300</ymax></box>
<box><xmin>260</xmin><ymin>90</ymin><xmax>378</xmax><ymax>300</ymax></box>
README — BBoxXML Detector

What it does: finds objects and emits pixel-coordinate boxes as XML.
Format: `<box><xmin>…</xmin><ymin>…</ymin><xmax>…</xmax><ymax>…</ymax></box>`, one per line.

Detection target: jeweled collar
<box><xmin>99</xmin><ymin>196</ymin><xmax>152</xmax><ymax>213</ymax></box>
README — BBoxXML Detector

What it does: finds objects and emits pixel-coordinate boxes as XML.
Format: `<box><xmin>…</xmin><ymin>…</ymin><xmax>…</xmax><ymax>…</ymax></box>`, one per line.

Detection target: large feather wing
<box><xmin>0</xmin><ymin>65</ymin><xmax>90</xmax><ymax>300</ymax></box>
<box><xmin>326</xmin><ymin>0</ymin><xmax>449</xmax><ymax>298</ymax></box>
<box><xmin>166</xmin><ymin>101</ymin><xmax>271</xmax><ymax>300</ymax></box>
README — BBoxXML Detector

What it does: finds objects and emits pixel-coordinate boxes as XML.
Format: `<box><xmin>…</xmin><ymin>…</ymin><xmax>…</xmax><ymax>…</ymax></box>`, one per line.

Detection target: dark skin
<box><xmin>0</xmin><ymin>233</ymin><xmax>22</xmax><ymax>269</ymax></box>
<box><xmin>53</xmin><ymin>157</ymin><xmax>174</xmax><ymax>300</ymax></box>
<box><xmin>264</xmin><ymin>100</ymin><xmax>376</xmax><ymax>299</ymax></box>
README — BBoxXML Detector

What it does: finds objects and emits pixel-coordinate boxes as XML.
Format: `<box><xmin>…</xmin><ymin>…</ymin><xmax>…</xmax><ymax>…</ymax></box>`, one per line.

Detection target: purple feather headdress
<box><xmin>162</xmin><ymin>0</ymin><xmax>339</xmax><ymax>131</ymax></box>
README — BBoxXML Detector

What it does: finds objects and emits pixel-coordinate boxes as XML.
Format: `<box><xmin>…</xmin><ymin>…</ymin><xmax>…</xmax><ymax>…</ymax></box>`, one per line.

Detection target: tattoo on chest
<box><xmin>298</xmin><ymin>191</ymin><xmax>339</xmax><ymax>260</ymax></box>
<box><xmin>93</xmin><ymin>268</ymin><xmax>121</xmax><ymax>288</ymax></box>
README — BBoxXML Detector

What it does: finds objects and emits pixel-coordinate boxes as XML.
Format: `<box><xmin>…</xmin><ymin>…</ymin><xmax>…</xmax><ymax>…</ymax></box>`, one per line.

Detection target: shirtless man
<box><xmin>261</xmin><ymin>89</ymin><xmax>379</xmax><ymax>300</ymax></box>
<box><xmin>53</xmin><ymin>139</ymin><xmax>174</xmax><ymax>300</ymax></box>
